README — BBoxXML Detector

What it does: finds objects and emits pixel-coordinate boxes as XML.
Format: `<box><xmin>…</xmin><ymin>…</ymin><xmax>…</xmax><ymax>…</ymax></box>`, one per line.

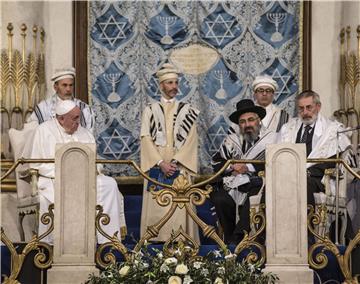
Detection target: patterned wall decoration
<box><xmin>88</xmin><ymin>1</ymin><xmax>302</xmax><ymax>175</ymax></box>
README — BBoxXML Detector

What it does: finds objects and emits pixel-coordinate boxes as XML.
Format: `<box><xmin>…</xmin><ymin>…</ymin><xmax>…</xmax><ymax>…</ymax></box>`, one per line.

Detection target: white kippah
<box><xmin>252</xmin><ymin>75</ymin><xmax>278</xmax><ymax>91</ymax></box>
<box><xmin>55</xmin><ymin>99</ymin><xmax>77</xmax><ymax>115</ymax></box>
<box><xmin>156</xmin><ymin>63</ymin><xmax>179</xmax><ymax>83</ymax></box>
<box><xmin>51</xmin><ymin>67</ymin><xmax>76</xmax><ymax>82</ymax></box>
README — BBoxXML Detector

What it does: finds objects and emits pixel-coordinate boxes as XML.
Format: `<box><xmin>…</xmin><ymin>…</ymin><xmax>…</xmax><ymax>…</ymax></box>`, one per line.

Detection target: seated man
<box><xmin>27</xmin><ymin>67</ymin><xmax>94</xmax><ymax>132</ymax></box>
<box><xmin>252</xmin><ymin>75</ymin><xmax>289</xmax><ymax>132</ymax></box>
<box><xmin>278</xmin><ymin>90</ymin><xmax>352</xmax><ymax>208</ymax></box>
<box><xmin>210</xmin><ymin>99</ymin><xmax>277</xmax><ymax>244</ymax></box>
<box><xmin>30</xmin><ymin>99</ymin><xmax>126</xmax><ymax>244</ymax></box>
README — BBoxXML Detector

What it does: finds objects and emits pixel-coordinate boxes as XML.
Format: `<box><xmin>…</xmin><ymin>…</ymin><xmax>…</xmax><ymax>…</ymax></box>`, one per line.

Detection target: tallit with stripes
<box><xmin>147</xmin><ymin>101</ymin><xmax>199</xmax><ymax>149</ymax></box>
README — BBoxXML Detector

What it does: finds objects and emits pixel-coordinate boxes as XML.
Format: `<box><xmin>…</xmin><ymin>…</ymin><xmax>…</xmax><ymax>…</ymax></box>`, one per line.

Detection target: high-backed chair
<box><xmin>8</xmin><ymin>121</ymin><xmax>39</xmax><ymax>241</ymax></box>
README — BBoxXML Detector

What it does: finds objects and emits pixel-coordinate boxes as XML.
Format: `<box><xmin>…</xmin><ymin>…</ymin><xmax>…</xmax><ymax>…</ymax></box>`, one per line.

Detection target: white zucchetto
<box><xmin>51</xmin><ymin>67</ymin><xmax>76</xmax><ymax>82</ymax></box>
<box><xmin>252</xmin><ymin>75</ymin><xmax>278</xmax><ymax>91</ymax></box>
<box><xmin>156</xmin><ymin>63</ymin><xmax>179</xmax><ymax>83</ymax></box>
<box><xmin>55</xmin><ymin>99</ymin><xmax>77</xmax><ymax>115</ymax></box>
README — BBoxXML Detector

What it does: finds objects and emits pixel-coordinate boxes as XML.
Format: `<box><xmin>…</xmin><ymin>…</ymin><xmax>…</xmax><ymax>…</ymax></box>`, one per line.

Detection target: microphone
<box><xmin>337</xmin><ymin>125</ymin><xmax>360</xmax><ymax>134</ymax></box>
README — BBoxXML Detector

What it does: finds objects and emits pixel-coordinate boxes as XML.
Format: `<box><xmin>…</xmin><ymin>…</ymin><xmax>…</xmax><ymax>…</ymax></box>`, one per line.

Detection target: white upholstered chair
<box><xmin>8</xmin><ymin>121</ymin><xmax>39</xmax><ymax>241</ymax></box>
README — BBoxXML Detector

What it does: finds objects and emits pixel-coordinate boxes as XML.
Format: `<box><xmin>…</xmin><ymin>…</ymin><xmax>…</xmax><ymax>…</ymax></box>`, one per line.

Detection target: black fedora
<box><xmin>229</xmin><ymin>99</ymin><xmax>266</xmax><ymax>123</ymax></box>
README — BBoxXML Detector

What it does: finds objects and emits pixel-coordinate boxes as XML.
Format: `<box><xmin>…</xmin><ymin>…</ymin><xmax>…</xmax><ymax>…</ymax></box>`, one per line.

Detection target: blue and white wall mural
<box><xmin>88</xmin><ymin>1</ymin><xmax>302</xmax><ymax>175</ymax></box>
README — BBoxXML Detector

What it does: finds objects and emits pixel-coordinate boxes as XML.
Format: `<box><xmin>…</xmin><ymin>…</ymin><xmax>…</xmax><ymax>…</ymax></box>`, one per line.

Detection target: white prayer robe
<box><xmin>140</xmin><ymin>99</ymin><xmax>199</xmax><ymax>242</ymax></box>
<box><xmin>279</xmin><ymin>114</ymin><xmax>352</xmax><ymax>167</ymax></box>
<box><xmin>260</xmin><ymin>103</ymin><xmax>289</xmax><ymax>133</ymax></box>
<box><xmin>27</xmin><ymin>94</ymin><xmax>94</xmax><ymax>133</ymax></box>
<box><xmin>30</xmin><ymin>119</ymin><xmax>126</xmax><ymax>244</ymax></box>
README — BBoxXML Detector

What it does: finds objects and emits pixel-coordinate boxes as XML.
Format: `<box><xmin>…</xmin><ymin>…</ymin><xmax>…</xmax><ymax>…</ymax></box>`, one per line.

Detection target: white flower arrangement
<box><xmin>85</xmin><ymin>246</ymin><xmax>279</xmax><ymax>284</ymax></box>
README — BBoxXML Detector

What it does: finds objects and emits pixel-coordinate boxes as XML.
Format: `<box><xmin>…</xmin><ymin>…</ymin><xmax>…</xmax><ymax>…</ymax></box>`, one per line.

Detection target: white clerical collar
<box><xmin>161</xmin><ymin>97</ymin><xmax>175</xmax><ymax>104</ymax></box>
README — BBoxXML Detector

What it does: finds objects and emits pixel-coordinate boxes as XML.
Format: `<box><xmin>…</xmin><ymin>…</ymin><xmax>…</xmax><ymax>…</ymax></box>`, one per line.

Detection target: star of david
<box><xmin>98</xmin><ymin>15</ymin><xmax>126</xmax><ymax>47</ymax></box>
<box><xmin>208</xmin><ymin>126</ymin><xmax>227</xmax><ymax>152</ymax></box>
<box><xmin>205</xmin><ymin>14</ymin><xmax>235</xmax><ymax>46</ymax></box>
<box><xmin>272</xmin><ymin>69</ymin><xmax>291</xmax><ymax>96</ymax></box>
<box><xmin>102</xmin><ymin>129</ymin><xmax>132</xmax><ymax>159</ymax></box>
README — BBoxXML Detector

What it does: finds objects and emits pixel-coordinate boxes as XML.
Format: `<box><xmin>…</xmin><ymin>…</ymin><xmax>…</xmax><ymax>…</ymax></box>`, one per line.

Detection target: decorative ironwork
<box><xmin>163</xmin><ymin>227</ymin><xmax>199</xmax><ymax>258</ymax></box>
<box><xmin>1</xmin><ymin>204</ymin><xmax>54</xmax><ymax>284</ymax></box>
<box><xmin>95</xmin><ymin>204</ymin><xmax>130</xmax><ymax>268</ymax></box>
<box><xmin>234</xmin><ymin>204</ymin><xmax>266</xmax><ymax>266</ymax></box>
<box><xmin>308</xmin><ymin>205</ymin><xmax>360</xmax><ymax>283</ymax></box>
<box><xmin>3</xmin><ymin>156</ymin><xmax>359</xmax><ymax>282</ymax></box>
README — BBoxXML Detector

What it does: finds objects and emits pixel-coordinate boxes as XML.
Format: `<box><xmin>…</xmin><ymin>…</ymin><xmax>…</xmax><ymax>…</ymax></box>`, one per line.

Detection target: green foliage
<box><xmin>85</xmin><ymin>246</ymin><xmax>279</xmax><ymax>284</ymax></box>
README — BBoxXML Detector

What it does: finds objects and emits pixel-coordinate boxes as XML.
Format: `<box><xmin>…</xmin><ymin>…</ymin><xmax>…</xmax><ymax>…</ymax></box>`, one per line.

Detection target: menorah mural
<box><xmin>212</xmin><ymin>69</ymin><xmax>230</xmax><ymax>100</ymax></box>
<box><xmin>103</xmin><ymin>73</ymin><xmax>122</xmax><ymax>102</ymax></box>
<box><xmin>157</xmin><ymin>16</ymin><xmax>177</xmax><ymax>45</ymax></box>
<box><xmin>336</xmin><ymin>25</ymin><xmax>360</xmax><ymax>148</ymax></box>
<box><xmin>0</xmin><ymin>23</ymin><xmax>46</xmax><ymax>159</ymax></box>
<box><xmin>266</xmin><ymin>12</ymin><xmax>286</xmax><ymax>42</ymax></box>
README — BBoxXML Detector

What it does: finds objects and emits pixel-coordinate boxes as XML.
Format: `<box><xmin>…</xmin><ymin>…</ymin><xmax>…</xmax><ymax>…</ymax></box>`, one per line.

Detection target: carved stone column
<box><xmin>47</xmin><ymin>142</ymin><xmax>98</xmax><ymax>283</ymax></box>
<box><xmin>263</xmin><ymin>143</ymin><xmax>313</xmax><ymax>283</ymax></box>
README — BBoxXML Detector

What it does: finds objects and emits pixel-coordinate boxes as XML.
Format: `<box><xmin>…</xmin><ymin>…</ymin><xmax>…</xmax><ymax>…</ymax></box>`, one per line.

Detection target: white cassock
<box><xmin>27</xmin><ymin>94</ymin><xmax>94</xmax><ymax>133</ymax></box>
<box><xmin>30</xmin><ymin>118</ymin><xmax>126</xmax><ymax>244</ymax></box>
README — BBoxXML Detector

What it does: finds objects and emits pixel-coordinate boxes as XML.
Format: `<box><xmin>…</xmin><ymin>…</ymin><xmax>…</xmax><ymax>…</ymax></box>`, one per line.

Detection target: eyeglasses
<box><xmin>255</xmin><ymin>88</ymin><xmax>274</xmax><ymax>94</ymax></box>
<box><xmin>239</xmin><ymin>116</ymin><xmax>259</xmax><ymax>124</ymax></box>
<box><xmin>297</xmin><ymin>103</ymin><xmax>318</xmax><ymax>113</ymax></box>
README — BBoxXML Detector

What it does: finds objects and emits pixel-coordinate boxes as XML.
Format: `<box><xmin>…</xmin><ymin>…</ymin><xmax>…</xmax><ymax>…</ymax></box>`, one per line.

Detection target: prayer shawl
<box><xmin>261</xmin><ymin>104</ymin><xmax>289</xmax><ymax>133</ymax></box>
<box><xmin>279</xmin><ymin>114</ymin><xmax>352</xmax><ymax>168</ymax></box>
<box><xmin>141</xmin><ymin>101</ymin><xmax>199</xmax><ymax>150</ymax></box>
<box><xmin>140</xmin><ymin>100</ymin><xmax>199</xmax><ymax>242</ymax></box>
<box><xmin>28</xmin><ymin>94</ymin><xmax>94</xmax><ymax>132</ymax></box>
<box><xmin>212</xmin><ymin>130</ymin><xmax>277</xmax><ymax>220</ymax></box>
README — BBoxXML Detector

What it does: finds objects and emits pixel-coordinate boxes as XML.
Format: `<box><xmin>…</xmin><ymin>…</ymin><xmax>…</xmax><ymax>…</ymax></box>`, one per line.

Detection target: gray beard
<box><xmin>242</xmin><ymin>127</ymin><xmax>260</xmax><ymax>143</ymax></box>
<box><xmin>301</xmin><ymin>114</ymin><xmax>318</xmax><ymax>125</ymax></box>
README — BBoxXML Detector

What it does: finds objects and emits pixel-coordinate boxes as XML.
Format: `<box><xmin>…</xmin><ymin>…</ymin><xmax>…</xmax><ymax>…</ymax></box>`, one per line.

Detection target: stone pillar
<box><xmin>47</xmin><ymin>142</ymin><xmax>98</xmax><ymax>284</ymax></box>
<box><xmin>263</xmin><ymin>144</ymin><xmax>313</xmax><ymax>283</ymax></box>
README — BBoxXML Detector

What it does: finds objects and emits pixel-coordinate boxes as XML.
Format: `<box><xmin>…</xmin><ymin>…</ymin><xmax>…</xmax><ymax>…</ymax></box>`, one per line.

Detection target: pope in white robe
<box><xmin>140</xmin><ymin>63</ymin><xmax>200</xmax><ymax>242</ymax></box>
<box><xmin>30</xmin><ymin>100</ymin><xmax>126</xmax><ymax>244</ymax></box>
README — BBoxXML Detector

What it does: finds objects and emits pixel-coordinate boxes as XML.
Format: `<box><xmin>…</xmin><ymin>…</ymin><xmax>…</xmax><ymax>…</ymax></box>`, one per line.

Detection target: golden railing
<box><xmin>1</xmin><ymin>158</ymin><xmax>359</xmax><ymax>283</ymax></box>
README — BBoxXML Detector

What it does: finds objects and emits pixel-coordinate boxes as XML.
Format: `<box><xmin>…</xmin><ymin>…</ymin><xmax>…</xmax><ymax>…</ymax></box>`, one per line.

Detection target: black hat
<box><xmin>229</xmin><ymin>99</ymin><xmax>266</xmax><ymax>123</ymax></box>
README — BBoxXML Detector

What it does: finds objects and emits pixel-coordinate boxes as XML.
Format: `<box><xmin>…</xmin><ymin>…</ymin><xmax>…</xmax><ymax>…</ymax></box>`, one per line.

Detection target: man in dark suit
<box><xmin>210</xmin><ymin>99</ymin><xmax>277</xmax><ymax>244</ymax></box>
